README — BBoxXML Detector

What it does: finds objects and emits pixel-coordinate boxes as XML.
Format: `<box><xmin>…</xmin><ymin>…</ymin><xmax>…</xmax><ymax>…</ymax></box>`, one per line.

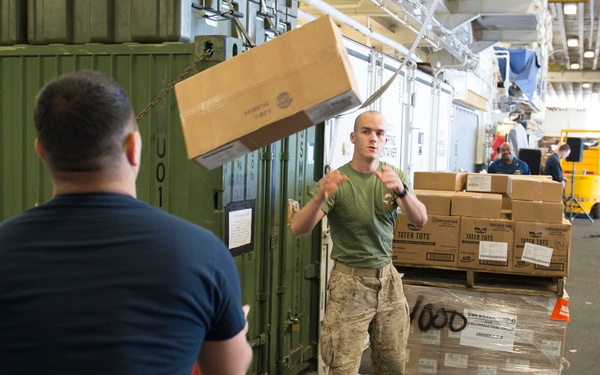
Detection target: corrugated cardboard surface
<box><xmin>414</xmin><ymin>172</ymin><xmax>467</xmax><ymax>191</ymax></box>
<box><xmin>174</xmin><ymin>15</ymin><xmax>361</xmax><ymax>169</ymax></box>
<box><xmin>414</xmin><ymin>189</ymin><xmax>455</xmax><ymax>216</ymax></box>
<box><xmin>458</xmin><ymin>217</ymin><xmax>515</xmax><ymax>272</ymax></box>
<box><xmin>392</xmin><ymin>214</ymin><xmax>460</xmax><ymax>267</ymax></box>
<box><xmin>507</xmin><ymin>177</ymin><xmax>563</xmax><ymax>202</ymax></box>
<box><xmin>511</xmin><ymin>200</ymin><xmax>565</xmax><ymax>223</ymax></box>
<box><xmin>513</xmin><ymin>219</ymin><xmax>571</xmax><ymax>277</ymax></box>
<box><xmin>451</xmin><ymin>192</ymin><xmax>502</xmax><ymax>219</ymax></box>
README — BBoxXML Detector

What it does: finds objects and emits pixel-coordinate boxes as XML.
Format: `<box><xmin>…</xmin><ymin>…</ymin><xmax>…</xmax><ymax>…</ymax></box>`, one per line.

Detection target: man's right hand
<box><xmin>316</xmin><ymin>170</ymin><xmax>347</xmax><ymax>202</ymax></box>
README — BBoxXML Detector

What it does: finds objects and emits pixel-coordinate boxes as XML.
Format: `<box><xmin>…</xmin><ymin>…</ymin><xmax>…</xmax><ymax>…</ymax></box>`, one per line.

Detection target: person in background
<box><xmin>487</xmin><ymin>142</ymin><xmax>531</xmax><ymax>175</ymax></box>
<box><xmin>291</xmin><ymin>110</ymin><xmax>428</xmax><ymax>375</ymax></box>
<box><xmin>0</xmin><ymin>70</ymin><xmax>252</xmax><ymax>375</ymax></box>
<box><xmin>543</xmin><ymin>143</ymin><xmax>571</xmax><ymax>189</ymax></box>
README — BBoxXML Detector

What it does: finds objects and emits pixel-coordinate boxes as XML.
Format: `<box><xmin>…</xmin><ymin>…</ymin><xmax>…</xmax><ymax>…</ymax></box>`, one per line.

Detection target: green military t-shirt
<box><xmin>311</xmin><ymin>162</ymin><xmax>411</xmax><ymax>268</ymax></box>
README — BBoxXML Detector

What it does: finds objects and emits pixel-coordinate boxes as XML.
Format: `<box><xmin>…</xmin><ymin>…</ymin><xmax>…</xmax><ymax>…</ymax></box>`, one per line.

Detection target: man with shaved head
<box><xmin>291</xmin><ymin>110</ymin><xmax>427</xmax><ymax>374</ymax></box>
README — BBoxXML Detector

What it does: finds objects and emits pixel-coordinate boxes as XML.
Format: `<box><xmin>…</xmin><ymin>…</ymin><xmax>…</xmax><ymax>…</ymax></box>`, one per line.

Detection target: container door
<box><xmin>378</xmin><ymin>51</ymin><xmax>407</xmax><ymax>170</ymax></box>
<box><xmin>430</xmin><ymin>82</ymin><xmax>453</xmax><ymax>171</ymax></box>
<box><xmin>449</xmin><ymin>105</ymin><xmax>479</xmax><ymax>172</ymax></box>
<box><xmin>407</xmin><ymin>70</ymin><xmax>434</xmax><ymax>179</ymax></box>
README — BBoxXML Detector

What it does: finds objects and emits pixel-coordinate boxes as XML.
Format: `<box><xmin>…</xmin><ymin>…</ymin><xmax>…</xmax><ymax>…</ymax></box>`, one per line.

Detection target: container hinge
<box><xmin>304</xmin><ymin>262</ymin><xmax>320</xmax><ymax>279</ymax></box>
<box><xmin>248</xmin><ymin>332</ymin><xmax>267</xmax><ymax>348</ymax></box>
<box><xmin>261</xmin><ymin>151</ymin><xmax>274</xmax><ymax>161</ymax></box>
<box><xmin>256</xmin><ymin>292</ymin><xmax>270</xmax><ymax>301</ymax></box>
<box><xmin>281</xmin><ymin>151</ymin><xmax>291</xmax><ymax>161</ymax></box>
<box><xmin>303</xmin><ymin>343</ymin><xmax>319</xmax><ymax>361</ymax></box>
<box><xmin>282</xmin><ymin>345</ymin><xmax>304</xmax><ymax>370</ymax></box>
<box><xmin>270</xmin><ymin>234</ymin><xmax>279</xmax><ymax>250</ymax></box>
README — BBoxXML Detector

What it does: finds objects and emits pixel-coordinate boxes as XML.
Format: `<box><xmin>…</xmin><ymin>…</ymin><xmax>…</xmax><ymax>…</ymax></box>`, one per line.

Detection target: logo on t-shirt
<box><xmin>383</xmin><ymin>192</ymin><xmax>395</xmax><ymax>210</ymax></box>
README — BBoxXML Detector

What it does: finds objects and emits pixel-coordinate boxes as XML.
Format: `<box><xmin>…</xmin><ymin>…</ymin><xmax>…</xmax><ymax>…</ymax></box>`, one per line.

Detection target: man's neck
<box><xmin>51</xmin><ymin>170</ymin><xmax>137</xmax><ymax>198</ymax></box>
<box><xmin>350</xmin><ymin>158</ymin><xmax>379</xmax><ymax>173</ymax></box>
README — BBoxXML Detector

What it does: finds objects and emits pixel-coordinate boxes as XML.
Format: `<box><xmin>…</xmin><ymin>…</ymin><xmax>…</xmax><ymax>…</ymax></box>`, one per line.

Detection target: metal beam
<box><xmin>548</xmin><ymin>70</ymin><xmax>600</xmax><ymax>82</ymax></box>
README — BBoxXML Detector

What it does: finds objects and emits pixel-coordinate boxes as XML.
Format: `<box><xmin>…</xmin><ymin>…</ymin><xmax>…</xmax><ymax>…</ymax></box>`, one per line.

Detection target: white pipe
<box><xmin>298</xmin><ymin>0</ymin><xmax>422</xmax><ymax>61</ymax></box>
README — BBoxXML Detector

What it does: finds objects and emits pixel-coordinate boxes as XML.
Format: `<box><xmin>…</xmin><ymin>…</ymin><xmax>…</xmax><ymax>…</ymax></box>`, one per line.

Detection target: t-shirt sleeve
<box><xmin>203</xmin><ymin>241</ymin><xmax>246</xmax><ymax>341</ymax></box>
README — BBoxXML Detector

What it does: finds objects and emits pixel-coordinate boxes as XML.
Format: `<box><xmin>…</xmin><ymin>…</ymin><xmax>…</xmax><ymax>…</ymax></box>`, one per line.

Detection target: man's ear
<box><xmin>350</xmin><ymin>132</ymin><xmax>355</xmax><ymax>144</ymax></box>
<box><xmin>124</xmin><ymin>131</ymin><xmax>141</xmax><ymax>166</ymax></box>
<box><xmin>34</xmin><ymin>139</ymin><xmax>46</xmax><ymax>163</ymax></box>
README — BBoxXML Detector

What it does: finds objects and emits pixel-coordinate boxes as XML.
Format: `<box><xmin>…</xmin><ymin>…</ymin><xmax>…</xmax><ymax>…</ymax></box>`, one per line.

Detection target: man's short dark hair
<box><xmin>559</xmin><ymin>144</ymin><xmax>571</xmax><ymax>152</ymax></box>
<box><xmin>34</xmin><ymin>70</ymin><xmax>135</xmax><ymax>172</ymax></box>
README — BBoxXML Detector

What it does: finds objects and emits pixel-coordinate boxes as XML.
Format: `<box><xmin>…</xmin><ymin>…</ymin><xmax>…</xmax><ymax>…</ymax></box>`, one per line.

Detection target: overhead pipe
<box><xmin>298</xmin><ymin>0</ymin><xmax>422</xmax><ymax>61</ymax></box>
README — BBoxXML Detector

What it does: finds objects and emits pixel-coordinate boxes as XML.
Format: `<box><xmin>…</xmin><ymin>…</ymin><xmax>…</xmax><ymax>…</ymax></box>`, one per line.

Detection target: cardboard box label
<box><xmin>467</xmin><ymin>174</ymin><xmax>492</xmax><ymax>192</ymax></box>
<box><xmin>479</xmin><ymin>241</ymin><xmax>508</xmax><ymax>263</ymax></box>
<box><xmin>521</xmin><ymin>242</ymin><xmax>553</xmax><ymax>267</ymax></box>
<box><xmin>460</xmin><ymin>309</ymin><xmax>517</xmax><ymax>352</ymax></box>
<box><xmin>194</xmin><ymin>141</ymin><xmax>251</xmax><ymax>170</ymax></box>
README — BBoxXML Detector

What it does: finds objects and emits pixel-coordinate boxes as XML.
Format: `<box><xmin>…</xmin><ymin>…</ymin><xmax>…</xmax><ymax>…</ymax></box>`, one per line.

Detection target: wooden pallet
<box><xmin>396</xmin><ymin>265</ymin><xmax>565</xmax><ymax>297</ymax></box>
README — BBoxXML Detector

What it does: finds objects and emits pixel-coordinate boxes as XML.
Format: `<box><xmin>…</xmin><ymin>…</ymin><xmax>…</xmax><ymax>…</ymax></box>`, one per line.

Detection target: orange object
<box><xmin>551</xmin><ymin>297</ymin><xmax>570</xmax><ymax>323</ymax></box>
<box><xmin>192</xmin><ymin>364</ymin><xmax>201</xmax><ymax>375</ymax></box>
<box><xmin>491</xmin><ymin>134</ymin><xmax>506</xmax><ymax>160</ymax></box>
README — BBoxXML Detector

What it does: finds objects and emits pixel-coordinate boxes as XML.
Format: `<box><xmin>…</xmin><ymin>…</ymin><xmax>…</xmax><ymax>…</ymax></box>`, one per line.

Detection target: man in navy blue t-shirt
<box><xmin>0</xmin><ymin>71</ymin><xmax>252</xmax><ymax>375</ymax></box>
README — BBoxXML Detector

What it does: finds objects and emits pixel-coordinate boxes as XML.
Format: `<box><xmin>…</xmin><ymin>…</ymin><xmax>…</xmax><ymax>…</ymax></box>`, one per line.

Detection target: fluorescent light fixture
<box><xmin>584</xmin><ymin>50</ymin><xmax>595</xmax><ymax>58</ymax></box>
<box><xmin>583</xmin><ymin>83</ymin><xmax>591</xmax><ymax>89</ymax></box>
<box><xmin>570</xmin><ymin>63</ymin><xmax>580</xmax><ymax>70</ymax></box>
<box><xmin>567</xmin><ymin>38</ymin><xmax>579</xmax><ymax>47</ymax></box>
<box><xmin>564</xmin><ymin>4</ymin><xmax>577</xmax><ymax>15</ymax></box>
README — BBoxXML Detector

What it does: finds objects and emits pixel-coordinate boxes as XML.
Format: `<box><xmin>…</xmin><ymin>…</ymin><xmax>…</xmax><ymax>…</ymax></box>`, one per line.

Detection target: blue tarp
<box><xmin>494</xmin><ymin>47</ymin><xmax>540</xmax><ymax>101</ymax></box>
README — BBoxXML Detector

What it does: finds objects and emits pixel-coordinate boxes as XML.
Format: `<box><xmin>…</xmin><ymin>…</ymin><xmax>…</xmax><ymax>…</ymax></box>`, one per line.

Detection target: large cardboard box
<box><xmin>414</xmin><ymin>189</ymin><xmax>455</xmax><ymax>216</ymax></box>
<box><xmin>392</xmin><ymin>214</ymin><xmax>460</xmax><ymax>267</ymax></box>
<box><xmin>507</xmin><ymin>177</ymin><xmax>563</xmax><ymax>202</ymax></box>
<box><xmin>174</xmin><ymin>16</ymin><xmax>361</xmax><ymax>169</ymax></box>
<box><xmin>513</xmin><ymin>219</ymin><xmax>571</xmax><ymax>277</ymax></box>
<box><xmin>511</xmin><ymin>200</ymin><xmax>565</xmax><ymax>223</ymax></box>
<box><xmin>414</xmin><ymin>171</ymin><xmax>467</xmax><ymax>191</ymax></box>
<box><xmin>458</xmin><ymin>217</ymin><xmax>515</xmax><ymax>272</ymax></box>
<box><xmin>466</xmin><ymin>173</ymin><xmax>551</xmax><ymax>195</ymax></box>
<box><xmin>451</xmin><ymin>191</ymin><xmax>502</xmax><ymax>219</ymax></box>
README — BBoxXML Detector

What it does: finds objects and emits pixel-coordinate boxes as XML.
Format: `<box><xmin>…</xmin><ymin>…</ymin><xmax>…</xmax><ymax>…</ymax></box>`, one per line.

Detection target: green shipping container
<box><xmin>0</xmin><ymin>41</ymin><xmax>321</xmax><ymax>374</ymax></box>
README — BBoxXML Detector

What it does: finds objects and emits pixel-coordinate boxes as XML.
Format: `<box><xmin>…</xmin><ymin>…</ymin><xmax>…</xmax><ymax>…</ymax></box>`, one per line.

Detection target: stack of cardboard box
<box><xmin>393</xmin><ymin>172</ymin><xmax>570</xmax><ymax>374</ymax></box>
<box><xmin>393</xmin><ymin>172</ymin><xmax>571</xmax><ymax>278</ymax></box>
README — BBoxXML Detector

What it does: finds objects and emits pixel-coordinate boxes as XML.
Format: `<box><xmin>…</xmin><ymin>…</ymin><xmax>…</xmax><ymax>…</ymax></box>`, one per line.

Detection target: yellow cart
<box><xmin>560</xmin><ymin>129</ymin><xmax>600</xmax><ymax>218</ymax></box>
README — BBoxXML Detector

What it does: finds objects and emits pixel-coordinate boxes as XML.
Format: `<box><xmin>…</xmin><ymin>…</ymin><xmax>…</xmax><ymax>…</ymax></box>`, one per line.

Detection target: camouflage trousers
<box><xmin>321</xmin><ymin>261</ymin><xmax>410</xmax><ymax>375</ymax></box>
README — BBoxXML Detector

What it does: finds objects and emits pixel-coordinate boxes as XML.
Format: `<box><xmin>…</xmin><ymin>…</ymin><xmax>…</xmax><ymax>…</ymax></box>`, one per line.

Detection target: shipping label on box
<box><xmin>511</xmin><ymin>200</ymin><xmax>565</xmax><ymax>223</ymax></box>
<box><xmin>458</xmin><ymin>217</ymin><xmax>515</xmax><ymax>271</ymax></box>
<box><xmin>413</xmin><ymin>171</ymin><xmax>467</xmax><ymax>191</ymax></box>
<box><xmin>513</xmin><ymin>220</ymin><xmax>571</xmax><ymax>277</ymax></box>
<box><xmin>175</xmin><ymin>15</ymin><xmax>362</xmax><ymax>169</ymax></box>
<box><xmin>507</xmin><ymin>177</ymin><xmax>563</xmax><ymax>202</ymax></box>
<box><xmin>466</xmin><ymin>173</ymin><xmax>511</xmax><ymax>194</ymax></box>
<box><xmin>392</xmin><ymin>214</ymin><xmax>460</xmax><ymax>267</ymax></box>
<box><xmin>414</xmin><ymin>189</ymin><xmax>455</xmax><ymax>216</ymax></box>
<box><xmin>451</xmin><ymin>192</ymin><xmax>502</xmax><ymax>219</ymax></box>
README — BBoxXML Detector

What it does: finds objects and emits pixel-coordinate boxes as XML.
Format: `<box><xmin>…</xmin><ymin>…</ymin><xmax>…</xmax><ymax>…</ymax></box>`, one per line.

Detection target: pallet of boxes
<box><xmin>393</xmin><ymin>171</ymin><xmax>570</xmax><ymax>374</ymax></box>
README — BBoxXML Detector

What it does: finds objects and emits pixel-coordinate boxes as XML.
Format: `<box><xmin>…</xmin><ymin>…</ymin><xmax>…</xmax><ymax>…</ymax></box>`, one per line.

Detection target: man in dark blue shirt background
<box><xmin>488</xmin><ymin>142</ymin><xmax>531</xmax><ymax>175</ymax></box>
<box><xmin>543</xmin><ymin>143</ymin><xmax>571</xmax><ymax>189</ymax></box>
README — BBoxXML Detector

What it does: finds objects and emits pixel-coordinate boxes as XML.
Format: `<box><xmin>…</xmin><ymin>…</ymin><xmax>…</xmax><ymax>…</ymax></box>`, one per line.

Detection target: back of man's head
<box><xmin>558</xmin><ymin>144</ymin><xmax>571</xmax><ymax>153</ymax></box>
<box><xmin>34</xmin><ymin>70</ymin><xmax>135</xmax><ymax>173</ymax></box>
